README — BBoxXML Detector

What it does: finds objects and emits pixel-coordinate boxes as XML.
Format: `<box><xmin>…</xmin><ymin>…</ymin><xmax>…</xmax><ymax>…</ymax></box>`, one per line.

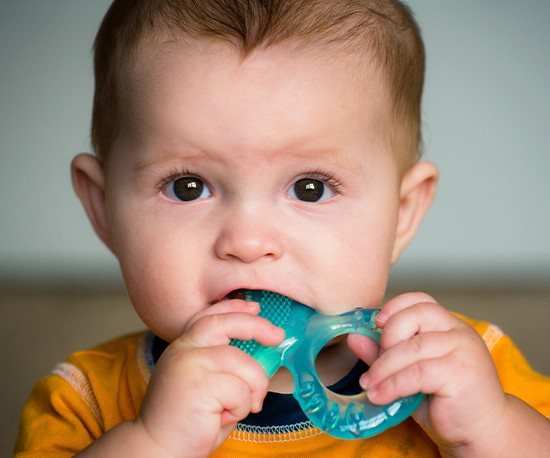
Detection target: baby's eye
<box><xmin>287</xmin><ymin>177</ymin><xmax>336</xmax><ymax>203</ymax></box>
<box><xmin>163</xmin><ymin>176</ymin><xmax>212</xmax><ymax>202</ymax></box>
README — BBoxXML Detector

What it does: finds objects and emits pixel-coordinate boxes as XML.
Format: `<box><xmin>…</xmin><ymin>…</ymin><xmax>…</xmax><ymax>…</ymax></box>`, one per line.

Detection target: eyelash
<box><xmin>298</xmin><ymin>168</ymin><xmax>343</xmax><ymax>194</ymax></box>
<box><xmin>155</xmin><ymin>166</ymin><xmax>343</xmax><ymax>194</ymax></box>
<box><xmin>156</xmin><ymin>167</ymin><xmax>203</xmax><ymax>194</ymax></box>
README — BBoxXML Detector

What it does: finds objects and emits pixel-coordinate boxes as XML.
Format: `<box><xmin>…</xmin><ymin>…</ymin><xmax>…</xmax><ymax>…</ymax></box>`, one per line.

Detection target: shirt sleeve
<box><xmin>14</xmin><ymin>368</ymin><xmax>103</xmax><ymax>457</ymax></box>
<box><xmin>489</xmin><ymin>331</ymin><xmax>550</xmax><ymax>418</ymax></box>
<box><xmin>454</xmin><ymin>312</ymin><xmax>550</xmax><ymax>418</ymax></box>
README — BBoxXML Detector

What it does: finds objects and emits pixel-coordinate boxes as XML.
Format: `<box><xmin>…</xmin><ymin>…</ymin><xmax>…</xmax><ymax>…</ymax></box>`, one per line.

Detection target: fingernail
<box><xmin>376</xmin><ymin>312</ymin><xmax>388</xmax><ymax>325</ymax></box>
<box><xmin>367</xmin><ymin>386</ymin><xmax>378</xmax><ymax>402</ymax></box>
<box><xmin>359</xmin><ymin>374</ymin><xmax>371</xmax><ymax>389</ymax></box>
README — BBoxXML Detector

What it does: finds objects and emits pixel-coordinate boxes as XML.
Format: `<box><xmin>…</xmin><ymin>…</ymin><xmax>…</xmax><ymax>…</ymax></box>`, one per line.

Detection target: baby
<box><xmin>16</xmin><ymin>0</ymin><xmax>550</xmax><ymax>456</ymax></box>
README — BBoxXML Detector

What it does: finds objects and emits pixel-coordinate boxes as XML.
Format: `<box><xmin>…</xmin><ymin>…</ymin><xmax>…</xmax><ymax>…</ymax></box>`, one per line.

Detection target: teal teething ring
<box><xmin>231</xmin><ymin>290</ymin><xmax>425</xmax><ymax>440</ymax></box>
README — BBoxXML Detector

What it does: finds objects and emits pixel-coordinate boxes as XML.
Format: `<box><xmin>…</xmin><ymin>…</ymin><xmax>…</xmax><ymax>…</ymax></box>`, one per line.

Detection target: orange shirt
<box><xmin>15</xmin><ymin>315</ymin><xmax>550</xmax><ymax>457</ymax></box>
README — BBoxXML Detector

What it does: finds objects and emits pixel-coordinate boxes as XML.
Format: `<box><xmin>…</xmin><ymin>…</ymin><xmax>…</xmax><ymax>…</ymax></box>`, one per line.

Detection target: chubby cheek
<box><xmin>122</xmin><ymin>254</ymin><xmax>193</xmax><ymax>340</ymax></box>
<box><xmin>109</xmin><ymin>205</ymin><xmax>207</xmax><ymax>341</ymax></box>
<box><xmin>310</xmin><ymin>207</ymin><xmax>397</xmax><ymax>312</ymax></box>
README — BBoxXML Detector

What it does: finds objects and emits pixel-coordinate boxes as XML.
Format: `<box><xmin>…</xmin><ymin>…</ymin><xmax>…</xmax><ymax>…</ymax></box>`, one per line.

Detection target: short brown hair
<box><xmin>91</xmin><ymin>0</ymin><xmax>425</xmax><ymax>168</ymax></box>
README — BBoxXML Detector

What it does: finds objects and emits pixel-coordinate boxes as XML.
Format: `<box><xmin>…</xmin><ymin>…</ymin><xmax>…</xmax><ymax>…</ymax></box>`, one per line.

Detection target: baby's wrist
<box><xmin>76</xmin><ymin>419</ymin><xmax>178</xmax><ymax>458</ymax></box>
<box><xmin>131</xmin><ymin>418</ymin><xmax>180</xmax><ymax>458</ymax></box>
<box><xmin>440</xmin><ymin>394</ymin><xmax>550</xmax><ymax>458</ymax></box>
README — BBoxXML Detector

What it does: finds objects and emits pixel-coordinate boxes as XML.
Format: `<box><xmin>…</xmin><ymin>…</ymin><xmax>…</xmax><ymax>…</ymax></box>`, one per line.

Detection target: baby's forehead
<box><xmin>127</xmin><ymin>36</ymin><xmax>391</xmax><ymax>128</ymax></box>
<box><xmin>133</xmin><ymin>34</ymin><xmax>379</xmax><ymax>88</ymax></box>
<box><xmin>126</xmin><ymin>39</ymin><xmax>390</xmax><ymax>131</ymax></box>
<box><xmin>92</xmin><ymin>2</ymin><xmax>423</xmax><ymax>169</ymax></box>
<box><xmin>113</xmin><ymin>41</ymin><xmax>394</xmax><ymax>176</ymax></box>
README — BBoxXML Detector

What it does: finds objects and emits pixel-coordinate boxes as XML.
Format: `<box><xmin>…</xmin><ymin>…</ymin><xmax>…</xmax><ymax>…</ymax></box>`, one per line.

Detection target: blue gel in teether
<box><xmin>230</xmin><ymin>290</ymin><xmax>424</xmax><ymax>440</ymax></box>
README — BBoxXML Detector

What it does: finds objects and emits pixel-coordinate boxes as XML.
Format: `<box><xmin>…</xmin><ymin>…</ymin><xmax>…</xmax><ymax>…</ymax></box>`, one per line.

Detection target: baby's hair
<box><xmin>92</xmin><ymin>0</ymin><xmax>425</xmax><ymax>169</ymax></box>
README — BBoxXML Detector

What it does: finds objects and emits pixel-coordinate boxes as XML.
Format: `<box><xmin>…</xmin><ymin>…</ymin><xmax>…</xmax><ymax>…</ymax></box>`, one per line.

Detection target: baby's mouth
<box><xmin>217</xmin><ymin>288</ymin><xmax>247</xmax><ymax>303</ymax></box>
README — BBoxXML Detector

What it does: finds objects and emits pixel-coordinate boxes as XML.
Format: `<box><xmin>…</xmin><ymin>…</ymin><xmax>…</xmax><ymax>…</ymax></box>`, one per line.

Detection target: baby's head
<box><xmin>72</xmin><ymin>0</ymin><xmax>438</xmax><ymax>342</ymax></box>
<box><xmin>92</xmin><ymin>0</ymin><xmax>425</xmax><ymax>171</ymax></box>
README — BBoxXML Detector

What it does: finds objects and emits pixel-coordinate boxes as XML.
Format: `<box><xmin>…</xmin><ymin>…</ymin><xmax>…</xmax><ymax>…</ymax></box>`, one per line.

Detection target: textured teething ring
<box><xmin>230</xmin><ymin>290</ymin><xmax>425</xmax><ymax>440</ymax></box>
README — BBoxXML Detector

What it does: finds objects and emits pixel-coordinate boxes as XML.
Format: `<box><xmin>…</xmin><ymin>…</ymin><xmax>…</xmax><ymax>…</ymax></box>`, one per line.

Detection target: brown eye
<box><xmin>164</xmin><ymin>177</ymin><xmax>212</xmax><ymax>201</ymax></box>
<box><xmin>291</xmin><ymin>178</ymin><xmax>330</xmax><ymax>202</ymax></box>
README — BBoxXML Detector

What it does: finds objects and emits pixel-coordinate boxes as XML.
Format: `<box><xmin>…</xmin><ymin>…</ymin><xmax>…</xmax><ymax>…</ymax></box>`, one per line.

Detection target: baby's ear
<box><xmin>71</xmin><ymin>153</ymin><xmax>114</xmax><ymax>253</ymax></box>
<box><xmin>391</xmin><ymin>161</ymin><xmax>438</xmax><ymax>264</ymax></box>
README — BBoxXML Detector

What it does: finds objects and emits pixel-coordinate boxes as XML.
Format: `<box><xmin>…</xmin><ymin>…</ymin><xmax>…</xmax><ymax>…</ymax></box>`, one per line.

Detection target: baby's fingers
<box><xmin>364</xmin><ymin>353</ymin><xmax>458</xmax><ymax>405</ymax></box>
<box><xmin>360</xmin><ymin>331</ymin><xmax>456</xmax><ymax>391</ymax></box>
<box><xmin>181</xmin><ymin>309</ymin><xmax>285</xmax><ymax>348</ymax></box>
<box><xmin>205</xmin><ymin>371</ymin><xmax>255</xmax><ymax>424</ymax></box>
<box><xmin>201</xmin><ymin>345</ymin><xmax>271</xmax><ymax>412</ymax></box>
<box><xmin>152</xmin><ymin>344</ymin><xmax>271</xmax><ymax>422</ymax></box>
<box><xmin>376</xmin><ymin>292</ymin><xmax>437</xmax><ymax>326</ymax></box>
<box><xmin>380</xmin><ymin>301</ymin><xmax>463</xmax><ymax>350</ymax></box>
<box><xmin>187</xmin><ymin>299</ymin><xmax>261</xmax><ymax>328</ymax></box>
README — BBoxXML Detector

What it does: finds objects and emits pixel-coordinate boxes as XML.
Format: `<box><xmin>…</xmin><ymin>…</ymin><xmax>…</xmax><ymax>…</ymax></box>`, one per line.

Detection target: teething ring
<box><xmin>231</xmin><ymin>290</ymin><xmax>425</xmax><ymax>440</ymax></box>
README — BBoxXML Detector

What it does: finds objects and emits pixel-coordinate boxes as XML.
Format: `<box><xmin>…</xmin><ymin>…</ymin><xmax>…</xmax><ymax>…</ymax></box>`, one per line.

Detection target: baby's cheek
<box><xmin>118</xmin><ymin>243</ymin><xmax>201</xmax><ymax>341</ymax></box>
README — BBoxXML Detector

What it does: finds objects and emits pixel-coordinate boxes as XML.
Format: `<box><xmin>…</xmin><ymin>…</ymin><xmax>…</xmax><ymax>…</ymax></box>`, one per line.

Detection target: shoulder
<box><xmin>15</xmin><ymin>331</ymin><xmax>153</xmax><ymax>455</ymax></box>
<box><xmin>62</xmin><ymin>330</ymin><xmax>153</xmax><ymax>383</ymax></box>
<box><xmin>55</xmin><ymin>331</ymin><xmax>152</xmax><ymax>423</ymax></box>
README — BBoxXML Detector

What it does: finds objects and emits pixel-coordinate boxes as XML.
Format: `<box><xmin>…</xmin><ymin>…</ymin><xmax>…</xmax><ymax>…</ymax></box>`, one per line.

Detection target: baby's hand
<box><xmin>349</xmin><ymin>292</ymin><xmax>509</xmax><ymax>454</ymax></box>
<box><xmin>135</xmin><ymin>300</ymin><xmax>284</xmax><ymax>457</ymax></box>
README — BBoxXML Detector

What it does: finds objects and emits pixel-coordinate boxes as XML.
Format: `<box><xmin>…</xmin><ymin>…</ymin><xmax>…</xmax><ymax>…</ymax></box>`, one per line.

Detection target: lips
<box><xmin>212</xmin><ymin>288</ymin><xmax>248</xmax><ymax>304</ymax></box>
<box><xmin>221</xmin><ymin>289</ymin><xmax>246</xmax><ymax>301</ymax></box>
<box><xmin>210</xmin><ymin>286</ymin><xmax>302</xmax><ymax>307</ymax></box>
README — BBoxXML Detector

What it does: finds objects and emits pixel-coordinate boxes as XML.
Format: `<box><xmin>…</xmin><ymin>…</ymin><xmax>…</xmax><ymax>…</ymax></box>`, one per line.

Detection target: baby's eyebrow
<box><xmin>133</xmin><ymin>145</ymin><xmax>366</xmax><ymax>176</ymax></box>
<box><xmin>133</xmin><ymin>151</ymin><xmax>204</xmax><ymax>173</ymax></box>
<box><xmin>292</xmin><ymin>147</ymin><xmax>366</xmax><ymax>176</ymax></box>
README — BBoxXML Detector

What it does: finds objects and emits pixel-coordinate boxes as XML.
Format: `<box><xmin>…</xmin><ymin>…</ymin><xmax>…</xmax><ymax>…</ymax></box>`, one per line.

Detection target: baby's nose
<box><xmin>214</xmin><ymin>210</ymin><xmax>283</xmax><ymax>263</ymax></box>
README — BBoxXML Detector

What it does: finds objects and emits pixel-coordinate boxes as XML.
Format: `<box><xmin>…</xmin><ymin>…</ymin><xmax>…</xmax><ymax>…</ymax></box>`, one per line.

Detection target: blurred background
<box><xmin>1</xmin><ymin>0</ymin><xmax>549</xmax><ymax>454</ymax></box>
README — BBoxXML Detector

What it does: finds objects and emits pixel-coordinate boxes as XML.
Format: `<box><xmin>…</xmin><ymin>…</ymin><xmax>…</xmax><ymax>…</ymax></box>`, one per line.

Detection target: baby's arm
<box><xmin>77</xmin><ymin>300</ymin><xmax>284</xmax><ymax>458</ymax></box>
<box><xmin>349</xmin><ymin>292</ymin><xmax>550</xmax><ymax>457</ymax></box>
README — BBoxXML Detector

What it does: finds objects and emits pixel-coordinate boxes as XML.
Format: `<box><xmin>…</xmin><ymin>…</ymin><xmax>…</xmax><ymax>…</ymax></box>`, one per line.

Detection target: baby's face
<box><xmin>105</xmin><ymin>40</ymin><xmax>402</xmax><ymax>341</ymax></box>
